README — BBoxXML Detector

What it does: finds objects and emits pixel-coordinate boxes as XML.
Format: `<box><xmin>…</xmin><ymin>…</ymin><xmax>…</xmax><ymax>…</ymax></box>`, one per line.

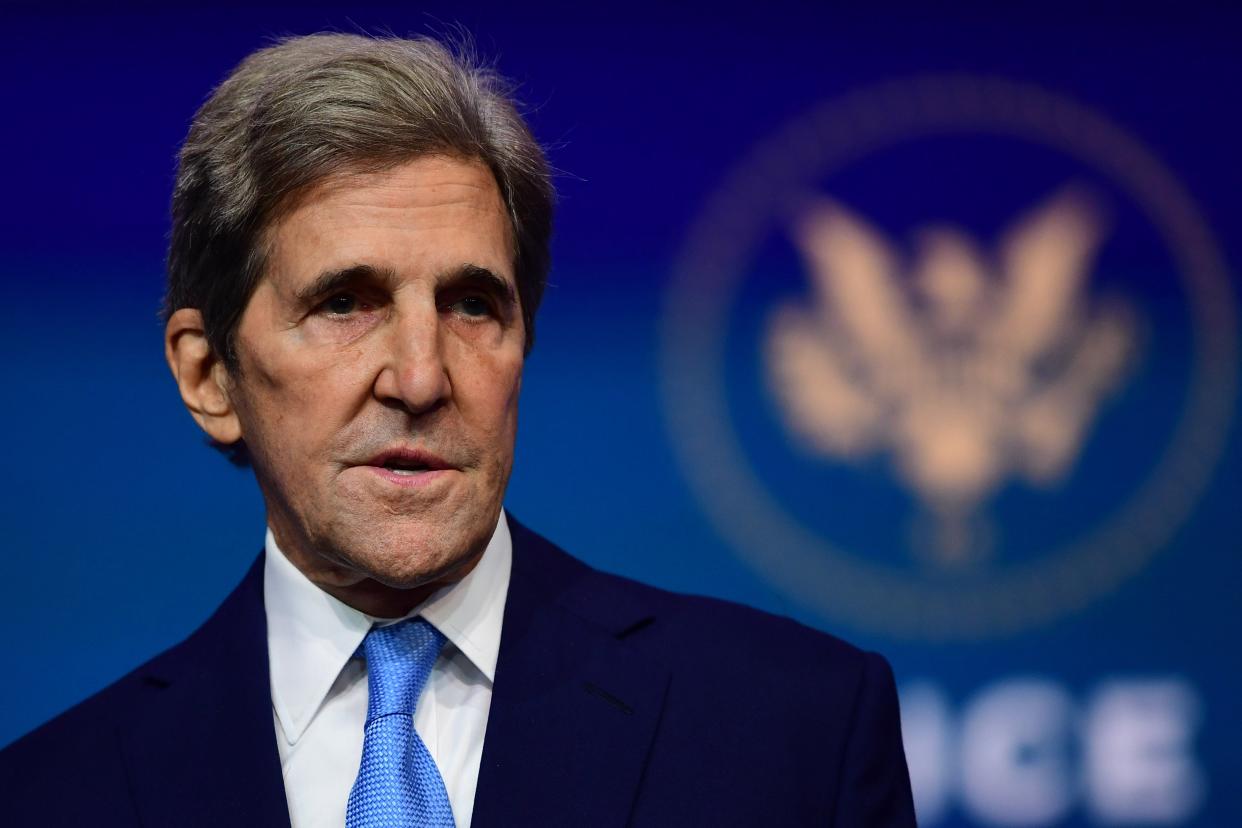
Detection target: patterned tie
<box><xmin>346</xmin><ymin>618</ymin><xmax>456</xmax><ymax>827</ymax></box>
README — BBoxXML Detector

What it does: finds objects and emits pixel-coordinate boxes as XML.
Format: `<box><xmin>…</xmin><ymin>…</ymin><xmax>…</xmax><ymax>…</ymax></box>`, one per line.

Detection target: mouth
<box><xmin>362</xmin><ymin>448</ymin><xmax>457</xmax><ymax>486</ymax></box>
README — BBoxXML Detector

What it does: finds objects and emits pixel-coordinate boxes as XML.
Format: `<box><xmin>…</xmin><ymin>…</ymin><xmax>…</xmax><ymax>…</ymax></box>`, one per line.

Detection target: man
<box><xmin>0</xmin><ymin>33</ymin><xmax>915</xmax><ymax>826</ymax></box>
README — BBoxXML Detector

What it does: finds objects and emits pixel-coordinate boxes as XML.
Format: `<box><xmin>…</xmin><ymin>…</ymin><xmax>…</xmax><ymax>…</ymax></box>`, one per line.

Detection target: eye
<box><xmin>452</xmin><ymin>295</ymin><xmax>493</xmax><ymax>318</ymax></box>
<box><xmin>322</xmin><ymin>293</ymin><xmax>360</xmax><ymax>316</ymax></box>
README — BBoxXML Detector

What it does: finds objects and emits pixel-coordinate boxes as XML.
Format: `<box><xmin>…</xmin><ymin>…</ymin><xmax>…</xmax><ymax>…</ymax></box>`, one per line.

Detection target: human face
<box><xmin>227</xmin><ymin>155</ymin><xmax>524</xmax><ymax>612</ymax></box>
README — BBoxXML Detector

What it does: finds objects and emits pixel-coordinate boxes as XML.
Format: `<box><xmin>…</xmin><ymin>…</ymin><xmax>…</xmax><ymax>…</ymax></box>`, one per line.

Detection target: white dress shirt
<box><xmin>264</xmin><ymin>512</ymin><xmax>512</xmax><ymax>828</ymax></box>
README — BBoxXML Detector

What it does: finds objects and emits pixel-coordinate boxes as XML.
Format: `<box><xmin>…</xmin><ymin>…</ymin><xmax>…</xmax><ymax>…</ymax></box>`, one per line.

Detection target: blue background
<box><xmin>2</xmin><ymin>3</ymin><xmax>1238</xmax><ymax>825</ymax></box>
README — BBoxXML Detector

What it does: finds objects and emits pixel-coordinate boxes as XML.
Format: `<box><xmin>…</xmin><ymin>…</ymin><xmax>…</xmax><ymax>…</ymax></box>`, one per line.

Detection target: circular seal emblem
<box><xmin>660</xmin><ymin>76</ymin><xmax>1237</xmax><ymax>639</ymax></box>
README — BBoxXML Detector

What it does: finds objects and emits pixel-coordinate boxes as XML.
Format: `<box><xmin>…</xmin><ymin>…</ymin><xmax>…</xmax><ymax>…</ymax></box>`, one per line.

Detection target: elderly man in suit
<box><xmin>0</xmin><ymin>33</ymin><xmax>915</xmax><ymax>826</ymax></box>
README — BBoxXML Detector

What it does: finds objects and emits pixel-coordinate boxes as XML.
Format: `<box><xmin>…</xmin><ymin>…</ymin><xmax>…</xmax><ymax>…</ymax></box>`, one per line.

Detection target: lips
<box><xmin>358</xmin><ymin>447</ymin><xmax>458</xmax><ymax>490</ymax></box>
<box><xmin>366</xmin><ymin>447</ymin><xmax>456</xmax><ymax>475</ymax></box>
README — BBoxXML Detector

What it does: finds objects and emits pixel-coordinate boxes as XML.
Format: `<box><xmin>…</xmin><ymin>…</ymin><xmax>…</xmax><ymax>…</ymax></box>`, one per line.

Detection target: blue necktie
<box><xmin>346</xmin><ymin>619</ymin><xmax>455</xmax><ymax>827</ymax></box>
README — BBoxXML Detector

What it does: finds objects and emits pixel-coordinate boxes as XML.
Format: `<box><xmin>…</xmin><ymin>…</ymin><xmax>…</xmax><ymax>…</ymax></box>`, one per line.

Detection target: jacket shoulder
<box><xmin>0</xmin><ymin>639</ymin><xmax>187</xmax><ymax>818</ymax></box>
<box><xmin>4</xmin><ymin>650</ymin><xmax>156</xmax><ymax>750</ymax></box>
<box><xmin>0</xmin><ymin>555</ymin><xmax>266</xmax><ymax>803</ymax></box>
<box><xmin>511</xmin><ymin>522</ymin><xmax>914</xmax><ymax>824</ymax></box>
<box><xmin>513</xmin><ymin>518</ymin><xmax>881</xmax><ymax>700</ymax></box>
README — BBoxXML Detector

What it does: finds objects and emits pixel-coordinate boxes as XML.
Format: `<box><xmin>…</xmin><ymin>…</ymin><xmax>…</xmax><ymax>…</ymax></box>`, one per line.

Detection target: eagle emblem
<box><xmin>766</xmin><ymin>188</ymin><xmax>1137</xmax><ymax>564</ymax></box>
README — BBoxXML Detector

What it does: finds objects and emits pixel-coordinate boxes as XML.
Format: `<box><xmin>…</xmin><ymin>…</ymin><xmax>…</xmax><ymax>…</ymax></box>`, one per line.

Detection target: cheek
<box><xmin>237</xmin><ymin>346</ymin><xmax>374</xmax><ymax>456</ymax></box>
<box><xmin>451</xmin><ymin>345</ymin><xmax>523</xmax><ymax>438</ymax></box>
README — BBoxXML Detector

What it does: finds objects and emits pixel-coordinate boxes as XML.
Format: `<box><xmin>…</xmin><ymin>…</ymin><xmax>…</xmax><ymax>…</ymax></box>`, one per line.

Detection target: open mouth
<box><xmin>366</xmin><ymin>448</ymin><xmax>454</xmax><ymax>480</ymax></box>
<box><xmin>381</xmin><ymin>459</ymin><xmax>434</xmax><ymax>476</ymax></box>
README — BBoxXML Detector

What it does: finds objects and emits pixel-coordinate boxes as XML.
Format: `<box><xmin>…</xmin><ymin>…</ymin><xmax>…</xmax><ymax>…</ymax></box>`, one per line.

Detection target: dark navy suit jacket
<box><xmin>1</xmin><ymin>519</ymin><xmax>915</xmax><ymax>826</ymax></box>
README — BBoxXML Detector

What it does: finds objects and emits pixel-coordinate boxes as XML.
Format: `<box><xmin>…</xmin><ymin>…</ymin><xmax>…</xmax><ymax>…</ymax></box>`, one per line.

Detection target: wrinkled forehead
<box><xmin>253</xmin><ymin>156</ymin><xmax>517</xmax><ymax>305</ymax></box>
<box><xmin>259</xmin><ymin>153</ymin><xmax>516</xmax><ymax>262</ymax></box>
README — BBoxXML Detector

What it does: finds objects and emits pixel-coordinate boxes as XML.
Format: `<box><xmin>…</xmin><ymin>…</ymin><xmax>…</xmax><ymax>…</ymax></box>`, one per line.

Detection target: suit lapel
<box><xmin>472</xmin><ymin>521</ymin><xmax>669</xmax><ymax>827</ymax></box>
<box><xmin>112</xmin><ymin>527</ymin><xmax>664</xmax><ymax>826</ymax></box>
<box><xmin>119</xmin><ymin>555</ymin><xmax>292</xmax><ymax>827</ymax></box>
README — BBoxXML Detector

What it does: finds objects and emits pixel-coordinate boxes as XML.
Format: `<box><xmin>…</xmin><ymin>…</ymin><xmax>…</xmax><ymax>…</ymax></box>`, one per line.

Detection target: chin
<box><xmin>341</xmin><ymin>518</ymin><xmax>491</xmax><ymax>589</ymax></box>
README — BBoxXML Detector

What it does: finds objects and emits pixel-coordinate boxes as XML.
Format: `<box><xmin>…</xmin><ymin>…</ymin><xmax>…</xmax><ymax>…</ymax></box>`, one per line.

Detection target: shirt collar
<box><xmin>264</xmin><ymin>511</ymin><xmax>512</xmax><ymax>745</ymax></box>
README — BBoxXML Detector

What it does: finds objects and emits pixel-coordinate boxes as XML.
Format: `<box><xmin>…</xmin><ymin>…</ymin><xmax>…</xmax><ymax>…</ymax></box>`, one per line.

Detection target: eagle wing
<box><xmin>765</xmin><ymin>303</ymin><xmax>884</xmax><ymax>458</ymax></box>
<box><xmin>990</xmin><ymin>187</ymin><xmax>1106</xmax><ymax>364</ymax></box>
<box><xmin>791</xmin><ymin>199</ymin><xmax>926</xmax><ymax>401</ymax></box>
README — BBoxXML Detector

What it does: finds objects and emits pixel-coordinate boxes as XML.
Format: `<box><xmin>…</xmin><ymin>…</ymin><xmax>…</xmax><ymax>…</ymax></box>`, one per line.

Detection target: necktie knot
<box><xmin>363</xmin><ymin>618</ymin><xmax>446</xmax><ymax>721</ymax></box>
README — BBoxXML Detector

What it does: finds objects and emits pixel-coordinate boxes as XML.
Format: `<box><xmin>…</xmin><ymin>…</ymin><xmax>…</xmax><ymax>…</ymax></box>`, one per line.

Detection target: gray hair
<box><xmin>163</xmin><ymin>32</ymin><xmax>554</xmax><ymax>371</ymax></box>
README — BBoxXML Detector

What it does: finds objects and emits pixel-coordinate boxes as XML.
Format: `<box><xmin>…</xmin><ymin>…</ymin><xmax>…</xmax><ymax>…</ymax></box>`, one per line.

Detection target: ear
<box><xmin>165</xmin><ymin>308</ymin><xmax>243</xmax><ymax>445</ymax></box>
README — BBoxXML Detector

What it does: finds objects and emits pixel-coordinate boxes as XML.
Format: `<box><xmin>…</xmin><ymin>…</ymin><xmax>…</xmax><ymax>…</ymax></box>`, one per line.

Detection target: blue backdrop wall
<box><xmin>2</xmin><ymin>4</ymin><xmax>1238</xmax><ymax>825</ymax></box>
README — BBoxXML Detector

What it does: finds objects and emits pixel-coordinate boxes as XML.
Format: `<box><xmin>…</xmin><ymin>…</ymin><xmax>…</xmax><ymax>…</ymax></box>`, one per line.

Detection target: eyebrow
<box><xmin>293</xmin><ymin>264</ymin><xmax>399</xmax><ymax>305</ymax></box>
<box><xmin>450</xmin><ymin>263</ymin><xmax>517</xmax><ymax>307</ymax></box>
<box><xmin>292</xmin><ymin>262</ymin><xmax>517</xmax><ymax>306</ymax></box>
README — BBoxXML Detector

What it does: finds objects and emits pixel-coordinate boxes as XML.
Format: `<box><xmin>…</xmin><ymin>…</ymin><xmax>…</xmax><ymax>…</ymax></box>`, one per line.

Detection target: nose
<box><xmin>372</xmin><ymin>303</ymin><xmax>451</xmax><ymax>415</ymax></box>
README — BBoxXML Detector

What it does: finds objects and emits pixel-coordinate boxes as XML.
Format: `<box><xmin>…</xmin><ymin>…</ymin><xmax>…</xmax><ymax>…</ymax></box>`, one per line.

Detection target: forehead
<box><xmin>264</xmin><ymin>155</ymin><xmax>514</xmax><ymax>286</ymax></box>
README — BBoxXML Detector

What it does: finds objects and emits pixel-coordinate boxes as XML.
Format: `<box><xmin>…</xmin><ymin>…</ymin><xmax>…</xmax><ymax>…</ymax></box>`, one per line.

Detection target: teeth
<box><xmin>387</xmin><ymin>466</ymin><xmax>428</xmax><ymax>475</ymax></box>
